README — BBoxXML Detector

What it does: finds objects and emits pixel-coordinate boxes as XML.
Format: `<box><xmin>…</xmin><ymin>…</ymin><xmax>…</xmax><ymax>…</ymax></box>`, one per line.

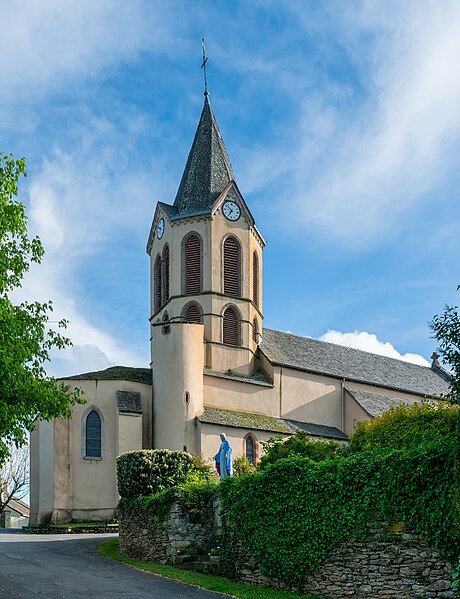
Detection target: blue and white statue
<box><xmin>214</xmin><ymin>433</ymin><xmax>233</xmax><ymax>480</ymax></box>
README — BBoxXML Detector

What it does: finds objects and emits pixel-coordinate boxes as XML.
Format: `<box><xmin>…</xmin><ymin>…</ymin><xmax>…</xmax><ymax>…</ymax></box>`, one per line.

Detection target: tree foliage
<box><xmin>350</xmin><ymin>402</ymin><xmax>457</xmax><ymax>452</ymax></box>
<box><xmin>0</xmin><ymin>152</ymin><xmax>82</xmax><ymax>462</ymax></box>
<box><xmin>430</xmin><ymin>285</ymin><xmax>460</xmax><ymax>404</ymax></box>
<box><xmin>258</xmin><ymin>431</ymin><xmax>343</xmax><ymax>470</ymax></box>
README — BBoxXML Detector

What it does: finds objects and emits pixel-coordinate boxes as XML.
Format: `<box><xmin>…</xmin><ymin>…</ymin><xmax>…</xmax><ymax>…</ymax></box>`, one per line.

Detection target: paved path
<box><xmin>0</xmin><ymin>530</ymin><xmax>223</xmax><ymax>598</ymax></box>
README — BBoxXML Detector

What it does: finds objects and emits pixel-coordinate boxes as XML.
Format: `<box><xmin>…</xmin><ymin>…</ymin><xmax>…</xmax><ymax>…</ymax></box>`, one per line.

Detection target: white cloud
<box><xmin>0</xmin><ymin>0</ymin><xmax>177</xmax><ymax>99</ymax></box>
<box><xmin>319</xmin><ymin>329</ymin><xmax>430</xmax><ymax>366</ymax></box>
<box><xmin>10</xmin><ymin>120</ymin><xmax>173</xmax><ymax>376</ymax></box>
<box><xmin>276</xmin><ymin>1</ymin><xmax>460</xmax><ymax>245</ymax></box>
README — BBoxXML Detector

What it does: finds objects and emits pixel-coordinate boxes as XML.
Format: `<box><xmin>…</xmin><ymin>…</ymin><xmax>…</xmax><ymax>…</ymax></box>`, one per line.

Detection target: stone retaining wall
<box><xmin>119</xmin><ymin>498</ymin><xmax>455</xmax><ymax>598</ymax></box>
<box><xmin>119</xmin><ymin>500</ymin><xmax>216</xmax><ymax>564</ymax></box>
<box><xmin>237</xmin><ymin>523</ymin><xmax>454</xmax><ymax>598</ymax></box>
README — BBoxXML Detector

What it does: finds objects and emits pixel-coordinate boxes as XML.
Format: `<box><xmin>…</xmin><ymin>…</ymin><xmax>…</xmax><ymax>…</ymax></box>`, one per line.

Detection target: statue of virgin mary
<box><xmin>214</xmin><ymin>433</ymin><xmax>233</xmax><ymax>480</ymax></box>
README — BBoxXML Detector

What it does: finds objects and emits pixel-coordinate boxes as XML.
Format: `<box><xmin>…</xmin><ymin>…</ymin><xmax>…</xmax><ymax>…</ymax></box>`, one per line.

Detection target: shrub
<box><xmin>118</xmin><ymin>481</ymin><xmax>219</xmax><ymax>523</ymax></box>
<box><xmin>187</xmin><ymin>454</ymin><xmax>218</xmax><ymax>484</ymax></box>
<box><xmin>258</xmin><ymin>431</ymin><xmax>343</xmax><ymax>470</ymax></box>
<box><xmin>116</xmin><ymin>449</ymin><xmax>194</xmax><ymax>497</ymax></box>
<box><xmin>350</xmin><ymin>402</ymin><xmax>458</xmax><ymax>452</ymax></box>
<box><xmin>233</xmin><ymin>456</ymin><xmax>255</xmax><ymax>477</ymax></box>
<box><xmin>220</xmin><ymin>438</ymin><xmax>459</xmax><ymax>589</ymax></box>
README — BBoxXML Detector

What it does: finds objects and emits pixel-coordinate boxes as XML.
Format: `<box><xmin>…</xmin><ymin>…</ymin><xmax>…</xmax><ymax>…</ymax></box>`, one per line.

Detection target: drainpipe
<box><xmin>341</xmin><ymin>378</ymin><xmax>346</xmax><ymax>433</ymax></box>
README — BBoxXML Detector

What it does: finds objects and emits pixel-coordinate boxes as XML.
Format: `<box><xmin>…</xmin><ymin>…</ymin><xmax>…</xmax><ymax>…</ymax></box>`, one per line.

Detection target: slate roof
<box><xmin>157</xmin><ymin>201</ymin><xmax>178</xmax><ymax>219</ymax></box>
<box><xmin>116</xmin><ymin>390</ymin><xmax>143</xmax><ymax>414</ymax></box>
<box><xmin>285</xmin><ymin>419</ymin><xmax>348</xmax><ymax>440</ymax></box>
<box><xmin>204</xmin><ymin>368</ymin><xmax>273</xmax><ymax>387</ymax></box>
<box><xmin>172</xmin><ymin>95</ymin><xmax>235</xmax><ymax>215</ymax></box>
<box><xmin>64</xmin><ymin>366</ymin><xmax>152</xmax><ymax>385</ymax></box>
<box><xmin>198</xmin><ymin>406</ymin><xmax>347</xmax><ymax>440</ymax></box>
<box><xmin>261</xmin><ymin>328</ymin><xmax>450</xmax><ymax>398</ymax></box>
<box><xmin>345</xmin><ymin>386</ymin><xmax>421</xmax><ymax>418</ymax></box>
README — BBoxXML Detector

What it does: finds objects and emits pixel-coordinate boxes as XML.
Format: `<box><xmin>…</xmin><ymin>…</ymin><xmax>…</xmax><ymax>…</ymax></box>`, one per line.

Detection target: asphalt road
<box><xmin>0</xmin><ymin>530</ymin><xmax>224</xmax><ymax>599</ymax></box>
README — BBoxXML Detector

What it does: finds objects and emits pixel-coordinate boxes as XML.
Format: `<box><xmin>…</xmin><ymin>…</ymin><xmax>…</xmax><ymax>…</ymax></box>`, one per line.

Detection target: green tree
<box><xmin>430</xmin><ymin>286</ymin><xmax>460</xmax><ymax>528</ymax></box>
<box><xmin>0</xmin><ymin>152</ymin><xmax>83</xmax><ymax>463</ymax></box>
<box><xmin>430</xmin><ymin>285</ymin><xmax>460</xmax><ymax>404</ymax></box>
<box><xmin>258</xmin><ymin>431</ymin><xmax>343</xmax><ymax>470</ymax></box>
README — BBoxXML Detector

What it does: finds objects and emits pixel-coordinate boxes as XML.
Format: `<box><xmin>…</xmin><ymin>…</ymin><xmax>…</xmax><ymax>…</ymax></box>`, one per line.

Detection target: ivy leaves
<box><xmin>220</xmin><ymin>440</ymin><xmax>459</xmax><ymax>589</ymax></box>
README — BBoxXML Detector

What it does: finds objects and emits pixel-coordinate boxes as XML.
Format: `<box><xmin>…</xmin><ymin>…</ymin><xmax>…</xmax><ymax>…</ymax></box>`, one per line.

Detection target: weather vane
<box><xmin>201</xmin><ymin>38</ymin><xmax>208</xmax><ymax>96</ymax></box>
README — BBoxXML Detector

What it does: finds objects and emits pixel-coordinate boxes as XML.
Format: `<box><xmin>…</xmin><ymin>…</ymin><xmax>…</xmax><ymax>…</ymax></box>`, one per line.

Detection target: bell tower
<box><xmin>147</xmin><ymin>90</ymin><xmax>265</xmax><ymax>451</ymax></box>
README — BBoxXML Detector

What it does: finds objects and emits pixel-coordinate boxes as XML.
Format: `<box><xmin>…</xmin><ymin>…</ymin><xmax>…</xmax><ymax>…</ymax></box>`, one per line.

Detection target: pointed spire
<box><xmin>173</xmin><ymin>95</ymin><xmax>235</xmax><ymax>215</ymax></box>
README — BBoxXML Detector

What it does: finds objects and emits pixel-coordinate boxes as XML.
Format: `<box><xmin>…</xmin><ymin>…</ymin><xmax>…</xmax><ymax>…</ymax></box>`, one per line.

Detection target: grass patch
<box><xmin>51</xmin><ymin>522</ymin><xmax>118</xmax><ymax>529</ymax></box>
<box><xmin>97</xmin><ymin>539</ymin><xmax>319</xmax><ymax>599</ymax></box>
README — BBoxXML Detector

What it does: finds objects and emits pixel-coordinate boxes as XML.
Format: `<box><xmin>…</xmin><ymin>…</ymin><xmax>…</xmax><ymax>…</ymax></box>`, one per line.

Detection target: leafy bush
<box><xmin>233</xmin><ymin>456</ymin><xmax>255</xmax><ymax>477</ymax></box>
<box><xmin>116</xmin><ymin>449</ymin><xmax>194</xmax><ymax>497</ymax></box>
<box><xmin>350</xmin><ymin>402</ymin><xmax>458</xmax><ymax>452</ymax></box>
<box><xmin>220</xmin><ymin>438</ymin><xmax>459</xmax><ymax>589</ymax></box>
<box><xmin>118</xmin><ymin>481</ymin><xmax>219</xmax><ymax>523</ymax></box>
<box><xmin>187</xmin><ymin>454</ymin><xmax>218</xmax><ymax>484</ymax></box>
<box><xmin>258</xmin><ymin>431</ymin><xmax>343</xmax><ymax>470</ymax></box>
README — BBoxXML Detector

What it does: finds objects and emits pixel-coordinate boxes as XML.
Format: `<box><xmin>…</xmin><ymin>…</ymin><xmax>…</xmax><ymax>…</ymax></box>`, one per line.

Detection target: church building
<box><xmin>30</xmin><ymin>91</ymin><xmax>450</xmax><ymax>525</ymax></box>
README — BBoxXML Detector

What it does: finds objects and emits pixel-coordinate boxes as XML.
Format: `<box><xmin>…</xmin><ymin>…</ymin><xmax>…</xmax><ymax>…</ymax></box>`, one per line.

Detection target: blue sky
<box><xmin>2</xmin><ymin>0</ymin><xmax>460</xmax><ymax>376</ymax></box>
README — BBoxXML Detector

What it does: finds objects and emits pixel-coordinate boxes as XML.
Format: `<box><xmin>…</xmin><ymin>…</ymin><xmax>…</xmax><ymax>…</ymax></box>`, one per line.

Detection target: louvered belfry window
<box><xmin>224</xmin><ymin>236</ymin><xmax>241</xmax><ymax>296</ymax></box>
<box><xmin>223</xmin><ymin>306</ymin><xmax>240</xmax><ymax>346</ymax></box>
<box><xmin>252</xmin><ymin>251</ymin><xmax>259</xmax><ymax>306</ymax></box>
<box><xmin>154</xmin><ymin>254</ymin><xmax>162</xmax><ymax>312</ymax></box>
<box><xmin>184</xmin><ymin>234</ymin><xmax>202</xmax><ymax>294</ymax></box>
<box><xmin>162</xmin><ymin>245</ymin><xmax>170</xmax><ymax>304</ymax></box>
<box><xmin>252</xmin><ymin>317</ymin><xmax>259</xmax><ymax>344</ymax></box>
<box><xmin>184</xmin><ymin>302</ymin><xmax>202</xmax><ymax>323</ymax></box>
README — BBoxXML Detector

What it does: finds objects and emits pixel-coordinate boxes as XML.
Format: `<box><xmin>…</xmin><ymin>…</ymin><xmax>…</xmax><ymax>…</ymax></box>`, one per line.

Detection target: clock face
<box><xmin>223</xmin><ymin>201</ymin><xmax>241</xmax><ymax>221</ymax></box>
<box><xmin>157</xmin><ymin>218</ymin><xmax>165</xmax><ymax>239</ymax></box>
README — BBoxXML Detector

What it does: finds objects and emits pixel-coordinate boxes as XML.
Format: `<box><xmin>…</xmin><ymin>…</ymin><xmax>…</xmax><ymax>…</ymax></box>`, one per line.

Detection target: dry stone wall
<box><xmin>237</xmin><ymin>522</ymin><xmax>454</xmax><ymax>598</ymax></box>
<box><xmin>119</xmin><ymin>499</ymin><xmax>454</xmax><ymax>598</ymax></box>
<box><xmin>119</xmin><ymin>501</ymin><xmax>216</xmax><ymax>564</ymax></box>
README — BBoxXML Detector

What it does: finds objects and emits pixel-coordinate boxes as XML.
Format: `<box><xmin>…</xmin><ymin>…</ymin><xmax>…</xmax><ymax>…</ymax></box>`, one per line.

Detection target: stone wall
<box><xmin>119</xmin><ymin>498</ymin><xmax>216</xmax><ymax>564</ymax></box>
<box><xmin>237</xmin><ymin>522</ymin><xmax>454</xmax><ymax>599</ymax></box>
<box><xmin>119</xmin><ymin>499</ymin><xmax>455</xmax><ymax>598</ymax></box>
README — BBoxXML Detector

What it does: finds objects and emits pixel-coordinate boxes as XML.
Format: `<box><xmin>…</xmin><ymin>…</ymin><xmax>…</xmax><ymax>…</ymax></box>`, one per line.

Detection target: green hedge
<box><xmin>220</xmin><ymin>438</ymin><xmax>459</xmax><ymax>589</ymax></box>
<box><xmin>116</xmin><ymin>449</ymin><xmax>194</xmax><ymax>497</ymax></box>
<box><xmin>350</xmin><ymin>402</ymin><xmax>458</xmax><ymax>452</ymax></box>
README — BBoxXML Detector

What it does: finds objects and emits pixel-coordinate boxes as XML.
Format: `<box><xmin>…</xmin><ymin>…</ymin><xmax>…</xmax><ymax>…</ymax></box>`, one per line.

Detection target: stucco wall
<box><xmin>31</xmin><ymin>378</ymin><xmax>152</xmax><ymax>524</ymax></box>
<box><xmin>199</xmin><ymin>422</ymin><xmax>278</xmax><ymax>466</ymax></box>
<box><xmin>153</xmin><ymin>322</ymin><xmax>204</xmax><ymax>453</ymax></box>
<box><xmin>118</xmin><ymin>413</ymin><xmax>143</xmax><ymax>457</ymax></box>
<box><xmin>203</xmin><ymin>373</ymin><xmax>279</xmax><ymax>417</ymax></box>
<box><xmin>29</xmin><ymin>420</ymin><xmax>54</xmax><ymax>526</ymax></box>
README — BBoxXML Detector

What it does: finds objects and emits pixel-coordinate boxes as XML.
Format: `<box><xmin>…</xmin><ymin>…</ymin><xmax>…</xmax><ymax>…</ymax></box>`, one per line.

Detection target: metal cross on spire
<box><xmin>201</xmin><ymin>38</ymin><xmax>208</xmax><ymax>96</ymax></box>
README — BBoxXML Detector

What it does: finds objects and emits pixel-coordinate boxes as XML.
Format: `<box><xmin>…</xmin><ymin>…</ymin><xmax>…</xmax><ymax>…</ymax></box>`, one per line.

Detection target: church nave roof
<box><xmin>261</xmin><ymin>328</ymin><xmax>450</xmax><ymax>399</ymax></box>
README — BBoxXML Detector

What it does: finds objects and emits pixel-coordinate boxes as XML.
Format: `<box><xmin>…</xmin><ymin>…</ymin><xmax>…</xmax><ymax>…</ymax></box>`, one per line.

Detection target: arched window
<box><xmin>154</xmin><ymin>254</ymin><xmax>162</xmax><ymax>312</ymax></box>
<box><xmin>184</xmin><ymin>234</ymin><xmax>202</xmax><ymax>294</ymax></box>
<box><xmin>223</xmin><ymin>305</ymin><xmax>240</xmax><ymax>346</ymax></box>
<box><xmin>182</xmin><ymin>302</ymin><xmax>203</xmax><ymax>323</ymax></box>
<box><xmin>244</xmin><ymin>434</ymin><xmax>257</xmax><ymax>464</ymax></box>
<box><xmin>252</xmin><ymin>251</ymin><xmax>259</xmax><ymax>306</ymax></box>
<box><xmin>85</xmin><ymin>410</ymin><xmax>102</xmax><ymax>458</ymax></box>
<box><xmin>223</xmin><ymin>236</ymin><xmax>241</xmax><ymax>296</ymax></box>
<box><xmin>162</xmin><ymin>245</ymin><xmax>170</xmax><ymax>304</ymax></box>
<box><xmin>252</xmin><ymin>317</ymin><xmax>259</xmax><ymax>344</ymax></box>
